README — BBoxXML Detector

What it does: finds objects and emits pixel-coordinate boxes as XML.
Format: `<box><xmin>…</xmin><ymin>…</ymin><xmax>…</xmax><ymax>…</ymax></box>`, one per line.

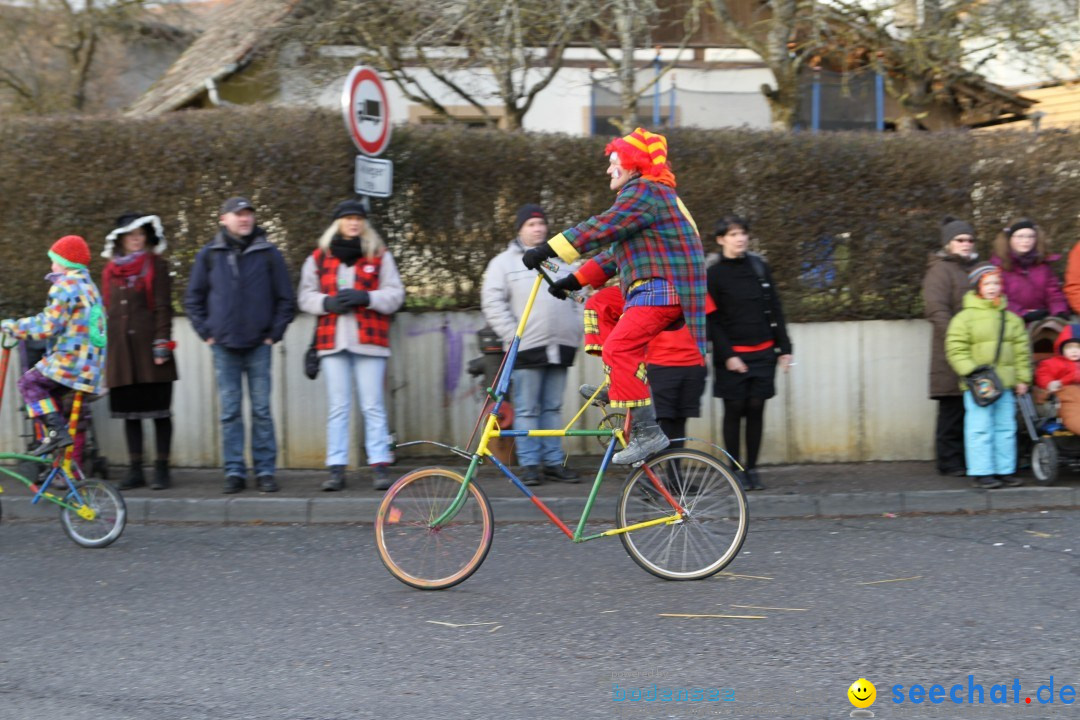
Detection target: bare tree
<box><xmin>586</xmin><ymin>0</ymin><xmax>708</xmax><ymax>132</ymax></box>
<box><xmin>0</xmin><ymin>0</ymin><xmax>178</xmax><ymax>114</ymax></box>
<box><xmin>299</xmin><ymin>0</ymin><xmax>594</xmax><ymax>130</ymax></box>
<box><xmin>709</xmin><ymin>0</ymin><xmax>824</xmax><ymax>130</ymax></box>
<box><xmin>824</xmin><ymin>0</ymin><xmax>1080</xmax><ymax>130</ymax></box>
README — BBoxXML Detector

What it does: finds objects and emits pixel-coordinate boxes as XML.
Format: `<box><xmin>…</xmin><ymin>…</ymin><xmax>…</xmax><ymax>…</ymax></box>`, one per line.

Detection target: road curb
<box><xmin>2</xmin><ymin>487</ymin><xmax>1076</xmax><ymax>526</ymax></box>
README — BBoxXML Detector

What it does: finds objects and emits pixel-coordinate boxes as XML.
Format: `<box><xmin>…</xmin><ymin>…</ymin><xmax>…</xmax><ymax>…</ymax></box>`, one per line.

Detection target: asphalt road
<box><xmin>2</xmin><ymin>512</ymin><xmax>1077</xmax><ymax>720</ymax></box>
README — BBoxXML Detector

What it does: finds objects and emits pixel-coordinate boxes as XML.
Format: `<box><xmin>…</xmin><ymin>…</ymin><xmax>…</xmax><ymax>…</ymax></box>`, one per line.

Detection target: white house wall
<box><xmin>1</xmin><ymin>315</ymin><xmax>939</xmax><ymax>469</ymax></box>
<box><xmin>279</xmin><ymin>58</ymin><xmax>773</xmax><ymax>134</ymax></box>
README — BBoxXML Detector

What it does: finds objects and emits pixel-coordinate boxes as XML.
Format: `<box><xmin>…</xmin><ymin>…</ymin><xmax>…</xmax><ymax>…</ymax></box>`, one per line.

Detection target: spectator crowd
<box><xmin>3</xmin><ymin>129</ymin><xmax>1077</xmax><ymax>494</ymax></box>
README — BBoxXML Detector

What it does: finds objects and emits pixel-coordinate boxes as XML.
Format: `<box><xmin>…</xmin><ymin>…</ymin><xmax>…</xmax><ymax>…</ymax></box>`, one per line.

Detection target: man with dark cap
<box><xmin>480</xmin><ymin>204</ymin><xmax>583</xmax><ymax>486</ymax></box>
<box><xmin>184</xmin><ymin>196</ymin><xmax>296</xmax><ymax>494</ymax></box>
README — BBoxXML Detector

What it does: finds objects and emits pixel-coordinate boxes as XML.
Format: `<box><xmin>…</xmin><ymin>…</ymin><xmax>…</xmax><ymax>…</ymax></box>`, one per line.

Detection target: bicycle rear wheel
<box><xmin>60</xmin><ymin>480</ymin><xmax>126</xmax><ymax>548</ymax></box>
<box><xmin>375</xmin><ymin>468</ymin><xmax>494</xmax><ymax>590</ymax></box>
<box><xmin>617</xmin><ymin>448</ymin><xmax>748</xmax><ymax>580</ymax></box>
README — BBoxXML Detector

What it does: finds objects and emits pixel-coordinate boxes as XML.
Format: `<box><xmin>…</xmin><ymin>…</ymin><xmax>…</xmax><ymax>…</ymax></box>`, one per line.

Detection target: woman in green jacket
<box><xmin>945</xmin><ymin>264</ymin><xmax>1032</xmax><ymax>489</ymax></box>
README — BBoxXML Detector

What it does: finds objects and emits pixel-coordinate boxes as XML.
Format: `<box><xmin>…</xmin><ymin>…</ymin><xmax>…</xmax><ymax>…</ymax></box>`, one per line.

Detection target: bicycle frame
<box><xmin>0</xmin><ymin>337</ymin><xmax>98</xmax><ymax>520</ymax></box>
<box><xmin>426</xmin><ymin>270</ymin><xmax>684</xmax><ymax>541</ymax></box>
<box><xmin>0</xmin><ymin>453</ymin><xmax>97</xmax><ymax>519</ymax></box>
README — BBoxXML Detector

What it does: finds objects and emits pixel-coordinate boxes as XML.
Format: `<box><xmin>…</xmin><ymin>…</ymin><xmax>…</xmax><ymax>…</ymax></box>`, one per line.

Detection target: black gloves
<box><xmin>325</xmin><ymin>290</ymin><xmax>370</xmax><ymax>314</ymax></box>
<box><xmin>337</xmin><ymin>288</ymin><xmax>370</xmax><ymax>308</ymax></box>
<box><xmin>324</xmin><ymin>295</ymin><xmax>349</xmax><ymax>314</ymax></box>
<box><xmin>1056</xmin><ymin>312</ymin><xmax>1073</xmax><ymax>320</ymax></box>
<box><xmin>1023</xmin><ymin>309</ymin><xmax>1049</xmax><ymax>323</ymax></box>
<box><xmin>548</xmin><ymin>274</ymin><xmax>582</xmax><ymax>300</ymax></box>
<box><xmin>521</xmin><ymin>243</ymin><xmax>556</xmax><ymax>270</ymax></box>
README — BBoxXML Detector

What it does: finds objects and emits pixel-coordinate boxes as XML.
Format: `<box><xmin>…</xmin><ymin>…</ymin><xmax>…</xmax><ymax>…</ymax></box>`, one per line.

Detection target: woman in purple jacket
<box><xmin>990</xmin><ymin>218</ymin><xmax>1069</xmax><ymax>323</ymax></box>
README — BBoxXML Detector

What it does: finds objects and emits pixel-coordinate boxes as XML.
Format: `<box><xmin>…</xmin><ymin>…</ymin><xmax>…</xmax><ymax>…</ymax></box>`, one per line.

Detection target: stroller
<box><xmin>1017</xmin><ymin>316</ymin><xmax>1079</xmax><ymax>485</ymax></box>
<box><xmin>17</xmin><ymin>338</ymin><xmax>109</xmax><ymax>481</ymax></box>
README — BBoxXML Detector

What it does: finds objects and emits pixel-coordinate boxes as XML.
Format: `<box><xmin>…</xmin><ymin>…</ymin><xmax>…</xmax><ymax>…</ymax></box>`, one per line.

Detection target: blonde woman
<box><xmin>297</xmin><ymin>199</ymin><xmax>405</xmax><ymax>491</ymax></box>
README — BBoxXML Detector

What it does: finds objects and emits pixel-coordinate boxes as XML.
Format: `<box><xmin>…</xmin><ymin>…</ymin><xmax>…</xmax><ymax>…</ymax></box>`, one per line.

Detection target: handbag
<box><xmin>304</xmin><ymin>251</ymin><xmax>327</xmax><ymax>380</ymax></box>
<box><xmin>963</xmin><ymin>311</ymin><xmax>1006</xmax><ymax>407</ymax></box>
<box><xmin>304</xmin><ymin>339</ymin><xmax>320</xmax><ymax>380</ymax></box>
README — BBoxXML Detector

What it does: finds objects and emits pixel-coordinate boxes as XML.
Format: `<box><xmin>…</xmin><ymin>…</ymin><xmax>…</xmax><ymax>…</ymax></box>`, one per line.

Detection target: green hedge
<box><xmin>1</xmin><ymin>107</ymin><xmax>1077</xmax><ymax>321</ymax></box>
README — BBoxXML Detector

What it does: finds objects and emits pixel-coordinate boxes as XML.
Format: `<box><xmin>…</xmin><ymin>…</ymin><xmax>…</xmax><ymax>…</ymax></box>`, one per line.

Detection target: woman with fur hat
<box><xmin>989</xmin><ymin>218</ymin><xmax>1068</xmax><ymax>322</ymax></box>
<box><xmin>922</xmin><ymin>216</ymin><xmax>980</xmax><ymax>477</ymax></box>
<box><xmin>945</xmin><ymin>264</ymin><xmax>1031</xmax><ymax>489</ymax></box>
<box><xmin>101</xmin><ymin>213</ymin><xmax>178</xmax><ymax>490</ymax></box>
<box><xmin>297</xmin><ymin>199</ymin><xmax>405</xmax><ymax>492</ymax></box>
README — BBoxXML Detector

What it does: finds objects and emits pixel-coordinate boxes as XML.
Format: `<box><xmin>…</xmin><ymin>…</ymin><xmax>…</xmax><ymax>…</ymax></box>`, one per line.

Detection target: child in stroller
<box><xmin>1024</xmin><ymin>321</ymin><xmax>1080</xmax><ymax>484</ymax></box>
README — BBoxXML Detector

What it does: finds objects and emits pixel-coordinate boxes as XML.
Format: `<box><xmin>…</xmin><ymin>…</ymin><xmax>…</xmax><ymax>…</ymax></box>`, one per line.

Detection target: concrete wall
<box><xmin>0</xmin><ymin>315</ymin><xmax>937</xmax><ymax>468</ymax></box>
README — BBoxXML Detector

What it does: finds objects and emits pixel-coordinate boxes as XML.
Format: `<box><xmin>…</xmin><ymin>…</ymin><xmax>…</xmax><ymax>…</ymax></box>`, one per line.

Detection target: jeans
<box><xmin>510</xmin><ymin>365</ymin><xmax>568</xmax><ymax>467</ymax></box>
<box><xmin>321</xmin><ymin>351</ymin><xmax>393</xmax><ymax>466</ymax></box>
<box><xmin>963</xmin><ymin>390</ymin><xmax>1017</xmax><ymax>477</ymax></box>
<box><xmin>211</xmin><ymin>344</ymin><xmax>276</xmax><ymax>478</ymax></box>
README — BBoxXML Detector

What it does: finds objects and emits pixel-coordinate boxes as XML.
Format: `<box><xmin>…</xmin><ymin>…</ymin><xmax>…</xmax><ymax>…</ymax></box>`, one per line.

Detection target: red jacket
<box><xmin>1035</xmin><ymin>323</ymin><xmax>1080</xmax><ymax>388</ymax></box>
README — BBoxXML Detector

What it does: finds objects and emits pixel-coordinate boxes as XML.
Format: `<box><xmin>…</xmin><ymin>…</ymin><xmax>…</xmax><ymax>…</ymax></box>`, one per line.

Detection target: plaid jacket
<box><xmin>550</xmin><ymin>178</ymin><xmax>707</xmax><ymax>356</ymax></box>
<box><xmin>1</xmin><ymin>269</ymin><xmax>106</xmax><ymax>393</ymax></box>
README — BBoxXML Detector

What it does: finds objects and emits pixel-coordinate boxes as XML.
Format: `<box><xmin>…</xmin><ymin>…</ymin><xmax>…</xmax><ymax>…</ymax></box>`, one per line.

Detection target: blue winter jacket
<box><xmin>184</xmin><ymin>228</ymin><xmax>296</xmax><ymax>350</ymax></box>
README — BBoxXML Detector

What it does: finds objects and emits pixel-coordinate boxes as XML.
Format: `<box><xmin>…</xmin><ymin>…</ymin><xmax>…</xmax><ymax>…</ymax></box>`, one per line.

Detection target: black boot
<box><xmin>613</xmin><ymin>404</ymin><xmax>670</xmax><ymax>465</ymax></box>
<box><xmin>321</xmin><ymin>465</ymin><xmax>346</xmax><ymax>492</ymax></box>
<box><xmin>30</xmin><ymin>412</ymin><xmax>73</xmax><ymax>456</ymax></box>
<box><xmin>119</xmin><ymin>460</ymin><xmax>146</xmax><ymax>490</ymax></box>
<box><xmin>151</xmin><ymin>459</ymin><xmax>171</xmax><ymax>490</ymax></box>
<box><xmin>745</xmin><ymin>468</ymin><xmax>766</xmax><ymax>491</ymax></box>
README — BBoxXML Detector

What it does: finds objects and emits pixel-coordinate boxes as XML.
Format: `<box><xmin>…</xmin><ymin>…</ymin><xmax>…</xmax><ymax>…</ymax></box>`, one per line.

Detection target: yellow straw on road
<box><xmin>660</xmin><ymin>613</ymin><xmax>767</xmax><ymax>620</ymax></box>
<box><xmin>855</xmin><ymin>576</ymin><xmax>923</xmax><ymax>585</ymax></box>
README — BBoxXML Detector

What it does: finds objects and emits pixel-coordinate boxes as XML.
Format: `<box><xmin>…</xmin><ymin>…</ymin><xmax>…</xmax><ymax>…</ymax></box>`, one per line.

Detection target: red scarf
<box><xmin>102</xmin><ymin>252</ymin><xmax>155</xmax><ymax>310</ymax></box>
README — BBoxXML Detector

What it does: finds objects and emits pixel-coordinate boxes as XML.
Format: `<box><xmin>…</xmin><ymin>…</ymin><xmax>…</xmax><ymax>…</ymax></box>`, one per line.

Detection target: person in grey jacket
<box><xmin>481</xmin><ymin>204</ymin><xmax>584</xmax><ymax>486</ymax></box>
<box><xmin>297</xmin><ymin>199</ymin><xmax>405</xmax><ymax>492</ymax></box>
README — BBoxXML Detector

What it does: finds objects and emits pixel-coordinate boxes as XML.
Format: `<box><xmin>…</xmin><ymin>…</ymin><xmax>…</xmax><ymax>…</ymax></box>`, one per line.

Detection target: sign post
<box><xmin>342</xmin><ymin>65</ymin><xmax>393</xmax><ymax>197</ymax></box>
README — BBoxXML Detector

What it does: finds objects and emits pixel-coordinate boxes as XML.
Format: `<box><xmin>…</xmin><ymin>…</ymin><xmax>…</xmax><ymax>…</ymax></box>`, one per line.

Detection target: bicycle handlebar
<box><xmin>537</xmin><ymin>260</ymin><xmax>585</xmax><ymax>304</ymax></box>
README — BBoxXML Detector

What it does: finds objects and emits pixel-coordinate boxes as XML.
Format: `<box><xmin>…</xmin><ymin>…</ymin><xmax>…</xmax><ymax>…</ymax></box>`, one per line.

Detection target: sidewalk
<box><xmin>3</xmin><ymin>458</ymin><xmax>1078</xmax><ymax>525</ymax></box>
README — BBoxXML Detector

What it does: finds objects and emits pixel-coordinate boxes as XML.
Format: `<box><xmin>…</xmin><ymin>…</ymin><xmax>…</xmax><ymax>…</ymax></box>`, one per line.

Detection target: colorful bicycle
<box><xmin>0</xmin><ymin>333</ymin><xmax>126</xmax><ymax>547</ymax></box>
<box><xmin>375</xmin><ymin>268</ymin><xmax>748</xmax><ymax>589</ymax></box>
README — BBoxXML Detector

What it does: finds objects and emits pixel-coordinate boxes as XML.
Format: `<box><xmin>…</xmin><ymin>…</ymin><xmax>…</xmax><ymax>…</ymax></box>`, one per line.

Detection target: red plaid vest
<box><xmin>314</xmin><ymin>249</ymin><xmax>391</xmax><ymax>350</ymax></box>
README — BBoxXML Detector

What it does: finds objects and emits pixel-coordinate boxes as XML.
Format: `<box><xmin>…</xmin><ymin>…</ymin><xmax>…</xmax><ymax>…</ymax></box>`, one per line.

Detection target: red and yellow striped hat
<box><xmin>604</xmin><ymin>127</ymin><xmax>674</xmax><ymax>186</ymax></box>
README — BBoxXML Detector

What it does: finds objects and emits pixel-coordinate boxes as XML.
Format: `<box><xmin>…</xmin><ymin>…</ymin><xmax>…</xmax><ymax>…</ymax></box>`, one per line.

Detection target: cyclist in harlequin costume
<box><xmin>578</xmin><ymin>284</ymin><xmax>707</xmax><ymax>451</ymax></box>
<box><xmin>523</xmin><ymin>127</ymin><xmax>706</xmax><ymax>465</ymax></box>
<box><xmin>1</xmin><ymin>235</ymin><xmax>107</xmax><ymax>456</ymax></box>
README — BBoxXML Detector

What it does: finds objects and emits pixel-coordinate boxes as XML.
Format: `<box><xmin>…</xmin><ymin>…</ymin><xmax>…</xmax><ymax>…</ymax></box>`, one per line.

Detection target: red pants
<box><xmin>602</xmin><ymin>304</ymin><xmax>683</xmax><ymax>407</ymax></box>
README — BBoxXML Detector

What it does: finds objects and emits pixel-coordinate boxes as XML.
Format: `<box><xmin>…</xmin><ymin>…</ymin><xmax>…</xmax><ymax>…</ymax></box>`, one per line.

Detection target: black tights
<box><xmin>658</xmin><ymin>417</ymin><xmax>686</xmax><ymax>450</ymax></box>
<box><xmin>124</xmin><ymin>418</ymin><xmax>173</xmax><ymax>462</ymax></box>
<box><xmin>722</xmin><ymin>398</ymin><xmax>766</xmax><ymax>469</ymax></box>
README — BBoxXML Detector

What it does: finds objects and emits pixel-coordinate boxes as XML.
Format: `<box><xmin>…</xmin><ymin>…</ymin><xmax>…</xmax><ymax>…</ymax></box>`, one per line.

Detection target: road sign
<box><xmin>355</xmin><ymin>156</ymin><xmax>393</xmax><ymax>198</ymax></box>
<box><xmin>341</xmin><ymin>65</ymin><xmax>392</xmax><ymax>157</ymax></box>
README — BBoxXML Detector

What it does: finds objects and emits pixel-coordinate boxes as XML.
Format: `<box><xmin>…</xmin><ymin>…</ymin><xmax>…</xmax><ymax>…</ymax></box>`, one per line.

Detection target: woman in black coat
<box><xmin>706</xmin><ymin>216</ymin><xmax>792</xmax><ymax>491</ymax></box>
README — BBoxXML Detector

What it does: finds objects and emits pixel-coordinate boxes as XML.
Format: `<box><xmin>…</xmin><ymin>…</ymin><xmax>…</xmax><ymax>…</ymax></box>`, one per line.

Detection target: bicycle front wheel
<box><xmin>60</xmin><ymin>480</ymin><xmax>127</xmax><ymax>548</ymax></box>
<box><xmin>375</xmin><ymin>468</ymin><xmax>494</xmax><ymax>590</ymax></box>
<box><xmin>617</xmin><ymin>449</ymin><xmax>748</xmax><ymax>580</ymax></box>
